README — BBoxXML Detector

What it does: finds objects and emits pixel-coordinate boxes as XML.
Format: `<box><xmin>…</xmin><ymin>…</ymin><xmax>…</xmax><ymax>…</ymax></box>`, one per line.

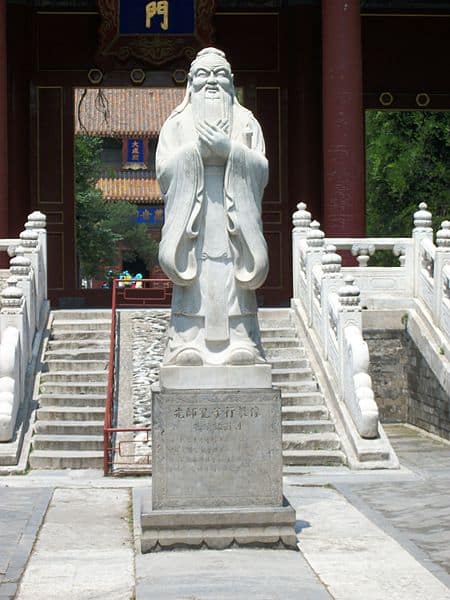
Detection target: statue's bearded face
<box><xmin>190</xmin><ymin>55</ymin><xmax>234</xmax><ymax>99</ymax></box>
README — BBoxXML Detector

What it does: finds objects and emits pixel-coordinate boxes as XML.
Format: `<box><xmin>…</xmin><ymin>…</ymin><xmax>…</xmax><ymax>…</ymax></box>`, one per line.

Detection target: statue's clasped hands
<box><xmin>197</xmin><ymin>119</ymin><xmax>231</xmax><ymax>160</ymax></box>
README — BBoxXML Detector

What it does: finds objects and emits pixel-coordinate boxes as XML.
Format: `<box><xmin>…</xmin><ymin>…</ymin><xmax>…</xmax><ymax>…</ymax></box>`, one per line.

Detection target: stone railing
<box><xmin>292</xmin><ymin>202</ymin><xmax>449</xmax><ymax>440</ymax></box>
<box><xmin>0</xmin><ymin>212</ymin><xmax>48</xmax><ymax>442</ymax></box>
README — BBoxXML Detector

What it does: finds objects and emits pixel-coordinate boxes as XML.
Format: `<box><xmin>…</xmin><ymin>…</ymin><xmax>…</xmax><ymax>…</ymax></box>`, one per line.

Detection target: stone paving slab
<box><xmin>136</xmin><ymin>547</ymin><xmax>332</xmax><ymax>599</ymax></box>
<box><xmin>15</xmin><ymin>488</ymin><xmax>134</xmax><ymax>600</ymax></box>
<box><xmin>0</xmin><ymin>487</ymin><xmax>52</xmax><ymax>600</ymax></box>
<box><xmin>343</xmin><ymin>424</ymin><xmax>450</xmax><ymax>582</ymax></box>
<box><xmin>288</xmin><ymin>484</ymin><xmax>450</xmax><ymax>600</ymax></box>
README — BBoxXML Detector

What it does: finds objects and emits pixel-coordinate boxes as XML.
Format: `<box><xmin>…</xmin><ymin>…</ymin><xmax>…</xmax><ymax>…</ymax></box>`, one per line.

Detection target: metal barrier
<box><xmin>103</xmin><ymin>278</ymin><xmax>172</xmax><ymax>475</ymax></box>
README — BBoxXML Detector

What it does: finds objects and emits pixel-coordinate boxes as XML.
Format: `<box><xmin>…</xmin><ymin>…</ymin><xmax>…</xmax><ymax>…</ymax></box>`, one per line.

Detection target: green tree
<box><xmin>75</xmin><ymin>135</ymin><xmax>158</xmax><ymax>280</ymax></box>
<box><xmin>366</xmin><ymin>111</ymin><xmax>450</xmax><ymax>238</ymax></box>
<box><xmin>107</xmin><ymin>201</ymin><xmax>159</xmax><ymax>269</ymax></box>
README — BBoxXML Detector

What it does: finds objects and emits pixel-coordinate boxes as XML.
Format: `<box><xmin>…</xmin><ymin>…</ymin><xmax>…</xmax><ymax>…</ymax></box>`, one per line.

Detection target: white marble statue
<box><xmin>156</xmin><ymin>47</ymin><xmax>269</xmax><ymax>367</ymax></box>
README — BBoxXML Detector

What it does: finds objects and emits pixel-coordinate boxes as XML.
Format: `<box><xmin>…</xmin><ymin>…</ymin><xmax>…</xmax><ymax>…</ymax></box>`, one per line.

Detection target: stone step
<box><xmin>35</xmin><ymin>406</ymin><xmax>105</xmax><ymax>421</ymax></box>
<box><xmin>282</xmin><ymin>420</ymin><xmax>335</xmax><ymax>434</ymax></box>
<box><xmin>272</xmin><ymin>367</ymin><xmax>313</xmax><ymax>382</ymax></box>
<box><xmin>282</xmin><ymin>405</ymin><xmax>329</xmax><ymax>420</ymax></box>
<box><xmin>261</xmin><ymin>337</ymin><xmax>299</xmax><ymax>348</ymax></box>
<box><xmin>282</xmin><ymin>432</ymin><xmax>341</xmax><ymax>451</ymax></box>
<box><xmin>34</xmin><ymin>420</ymin><xmax>104</xmax><ymax>436</ymax></box>
<box><xmin>277</xmin><ymin>380</ymin><xmax>318</xmax><ymax>393</ymax></box>
<box><xmin>283</xmin><ymin>449</ymin><xmax>346</xmax><ymax>466</ymax></box>
<box><xmin>52</xmin><ymin>310</ymin><xmax>111</xmax><ymax>320</ymax></box>
<box><xmin>259</xmin><ymin>327</ymin><xmax>297</xmax><ymax>339</ymax></box>
<box><xmin>281</xmin><ymin>391</ymin><xmax>325</xmax><ymax>406</ymax></box>
<box><xmin>32</xmin><ymin>434</ymin><xmax>103</xmax><ymax>451</ymax></box>
<box><xmin>29</xmin><ymin>450</ymin><xmax>103</xmax><ymax>469</ymax></box>
<box><xmin>52</xmin><ymin>318</ymin><xmax>111</xmax><ymax>331</ymax></box>
<box><xmin>43</xmin><ymin>359</ymin><xmax>109</xmax><ymax>372</ymax></box>
<box><xmin>38</xmin><ymin>394</ymin><xmax>106</xmax><ymax>408</ymax></box>
<box><xmin>39</xmin><ymin>382</ymin><xmax>107</xmax><ymax>395</ymax></box>
<box><xmin>265</xmin><ymin>347</ymin><xmax>306</xmax><ymax>360</ymax></box>
<box><xmin>45</xmin><ymin>349</ymin><xmax>110</xmax><ymax>361</ymax></box>
<box><xmin>50</xmin><ymin>330</ymin><xmax>110</xmax><ymax>341</ymax></box>
<box><xmin>268</xmin><ymin>357</ymin><xmax>309</xmax><ymax>369</ymax></box>
<box><xmin>40</xmin><ymin>371</ymin><xmax>108</xmax><ymax>383</ymax></box>
<box><xmin>47</xmin><ymin>334</ymin><xmax>109</xmax><ymax>352</ymax></box>
<box><xmin>258</xmin><ymin>319</ymin><xmax>293</xmax><ymax>329</ymax></box>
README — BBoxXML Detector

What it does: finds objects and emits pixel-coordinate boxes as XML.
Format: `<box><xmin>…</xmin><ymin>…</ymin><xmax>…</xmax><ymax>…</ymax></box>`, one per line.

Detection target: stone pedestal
<box><xmin>140</xmin><ymin>382</ymin><xmax>297</xmax><ymax>551</ymax></box>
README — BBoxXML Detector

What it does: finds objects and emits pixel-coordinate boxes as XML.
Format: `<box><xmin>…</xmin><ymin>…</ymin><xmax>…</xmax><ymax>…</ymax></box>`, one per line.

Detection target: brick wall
<box><xmin>406</xmin><ymin>336</ymin><xmax>450</xmax><ymax>441</ymax></box>
<box><xmin>365</xmin><ymin>330</ymin><xmax>409</xmax><ymax>422</ymax></box>
<box><xmin>365</xmin><ymin>329</ymin><xmax>450</xmax><ymax>440</ymax></box>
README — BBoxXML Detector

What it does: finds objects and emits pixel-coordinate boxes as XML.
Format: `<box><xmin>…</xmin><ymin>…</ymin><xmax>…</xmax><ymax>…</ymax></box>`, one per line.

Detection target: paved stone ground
<box><xmin>15</xmin><ymin>488</ymin><xmax>134</xmax><ymax>600</ymax></box>
<box><xmin>0</xmin><ymin>424</ymin><xmax>449</xmax><ymax>599</ymax></box>
<box><xmin>0</xmin><ymin>488</ymin><xmax>52</xmax><ymax>600</ymax></box>
<box><xmin>343</xmin><ymin>424</ymin><xmax>450</xmax><ymax>579</ymax></box>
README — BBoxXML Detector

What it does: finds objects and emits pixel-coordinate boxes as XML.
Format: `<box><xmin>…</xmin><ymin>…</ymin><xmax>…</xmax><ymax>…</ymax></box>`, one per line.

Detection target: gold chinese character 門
<box><xmin>146</xmin><ymin>1</ymin><xmax>169</xmax><ymax>31</ymax></box>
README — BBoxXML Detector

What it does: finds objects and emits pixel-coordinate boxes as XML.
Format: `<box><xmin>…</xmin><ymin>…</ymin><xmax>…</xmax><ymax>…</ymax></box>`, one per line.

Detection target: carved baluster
<box><xmin>393</xmin><ymin>243</ymin><xmax>407</xmax><ymax>267</ymax></box>
<box><xmin>351</xmin><ymin>243</ymin><xmax>375</xmax><ymax>267</ymax></box>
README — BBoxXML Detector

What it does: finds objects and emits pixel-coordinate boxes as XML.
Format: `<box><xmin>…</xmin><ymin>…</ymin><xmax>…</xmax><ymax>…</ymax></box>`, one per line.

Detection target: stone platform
<box><xmin>141</xmin><ymin>498</ymin><xmax>298</xmax><ymax>552</ymax></box>
<box><xmin>141</xmin><ymin>384</ymin><xmax>297</xmax><ymax>551</ymax></box>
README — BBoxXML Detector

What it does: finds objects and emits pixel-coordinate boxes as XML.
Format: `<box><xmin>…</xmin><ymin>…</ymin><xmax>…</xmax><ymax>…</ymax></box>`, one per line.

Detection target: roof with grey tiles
<box><xmin>75</xmin><ymin>88</ymin><xmax>185</xmax><ymax>138</ymax></box>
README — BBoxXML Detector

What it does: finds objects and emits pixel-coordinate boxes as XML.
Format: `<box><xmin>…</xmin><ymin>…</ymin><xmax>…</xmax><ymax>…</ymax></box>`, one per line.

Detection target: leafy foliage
<box><xmin>366</xmin><ymin>111</ymin><xmax>450</xmax><ymax>238</ymax></box>
<box><xmin>75</xmin><ymin>135</ymin><xmax>158</xmax><ymax>280</ymax></box>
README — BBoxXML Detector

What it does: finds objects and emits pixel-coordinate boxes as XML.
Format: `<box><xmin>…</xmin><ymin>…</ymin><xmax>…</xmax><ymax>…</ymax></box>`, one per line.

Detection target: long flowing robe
<box><xmin>156</xmin><ymin>100</ymin><xmax>269</xmax><ymax>364</ymax></box>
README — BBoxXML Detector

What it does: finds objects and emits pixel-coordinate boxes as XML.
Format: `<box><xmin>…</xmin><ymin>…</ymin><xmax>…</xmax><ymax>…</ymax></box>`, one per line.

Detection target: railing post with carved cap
<box><xmin>413</xmin><ymin>202</ymin><xmax>433</xmax><ymax>297</ymax></box>
<box><xmin>321</xmin><ymin>244</ymin><xmax>342</xmax><ymax>361</ymax></box>
<box><xmin>434</xmin><ymin>220</ymin><xmax>450</xmax><ymax>334</ymax></box>
<box><xmin>25</xmin><ymin>211</ymin><xmax>47</xmax><ymax>304</ymax></box>
<box><xmin>292</xmin><ymin>202</ymin><xmax>311</xmax><ymax>299</ymax></box>
<box><xmin>305</xmin><ymin>220</ymin><xmax>325</xmax><ymax>326</ymax></box>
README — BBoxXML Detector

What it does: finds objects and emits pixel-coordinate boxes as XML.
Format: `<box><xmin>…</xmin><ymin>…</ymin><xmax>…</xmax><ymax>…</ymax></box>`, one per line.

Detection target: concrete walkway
<box><xmin>0</xmin><ymin>424</ymin><xmax>449</xmax><ymax>599</ymax></box>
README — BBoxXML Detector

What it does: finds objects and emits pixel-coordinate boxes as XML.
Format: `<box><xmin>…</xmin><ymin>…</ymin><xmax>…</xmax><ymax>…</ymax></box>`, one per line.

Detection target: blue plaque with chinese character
<box><xmin>119</xmin><ymin>0</ymin><xmax>196</xmax><ymax>35</ymax></box>
<box><xmin>127</xmin><ymin>139</ymin><xmax>145</xmax><ymax>163</ymax></box>
<box><xmin>136</xmin><ymin>206</ymin><xmax>165</xmax><ymax>225</ymax></box>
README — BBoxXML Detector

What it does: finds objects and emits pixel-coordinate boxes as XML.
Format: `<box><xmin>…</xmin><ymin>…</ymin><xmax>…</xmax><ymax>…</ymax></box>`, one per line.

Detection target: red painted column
<box><xmin>322</xmin><ymin>0</ymin><xmax>365</xmax><ymax>237</ymax></box>
<box><xmin>0</xmin><ymin>1</ymin><xmax>8</xmax><ymax>241</ymax></box>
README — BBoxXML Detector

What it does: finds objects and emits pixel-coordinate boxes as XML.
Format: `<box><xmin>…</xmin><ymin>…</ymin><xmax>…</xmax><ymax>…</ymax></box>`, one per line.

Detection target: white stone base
<box><xmin>158</xmin><ymin>364</ymin><xmax>272</xmax><ymax>390</ymax></box>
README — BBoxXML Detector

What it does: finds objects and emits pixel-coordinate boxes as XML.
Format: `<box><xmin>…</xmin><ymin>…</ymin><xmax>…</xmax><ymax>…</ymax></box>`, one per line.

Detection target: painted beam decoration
<box><xmin>98</xmin><ymin>0</ymin><xmax>214</xmax><ymax>66</ymax></box>
<box><xmin>136</xmin><ymin>206</ymin><xmax>164</xmax><ymax>225</ymax></box>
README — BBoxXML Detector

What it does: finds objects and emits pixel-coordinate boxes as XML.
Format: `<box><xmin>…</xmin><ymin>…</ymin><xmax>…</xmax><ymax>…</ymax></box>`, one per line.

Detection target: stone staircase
<box><xmin>259</xmin><ymin>309</ymin><xmax>347</xmax><ymax>469</ymax></box>
<box><xmin>29</xmin><ymin>310</ymin><xmax>111</xmax><ymax>469</ymax></box>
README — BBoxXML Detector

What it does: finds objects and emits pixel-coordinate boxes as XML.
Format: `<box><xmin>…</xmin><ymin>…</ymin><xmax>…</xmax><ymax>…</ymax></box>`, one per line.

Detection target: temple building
<box><xmin>3</xmin><ymin>0</ymin><xmax>450</xmax><ymax>306</ymax></box>
<box><xmin>74</xmin><ymin>87</ymin><xmax>184</xmax><ymax>278</ymax></box>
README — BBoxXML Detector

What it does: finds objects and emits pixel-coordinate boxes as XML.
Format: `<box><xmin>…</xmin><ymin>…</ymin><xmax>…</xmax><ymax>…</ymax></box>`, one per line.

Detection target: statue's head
<box><xmin>188</xmin><ymin>48</ymin><xmax>234</xmax><ymax>100</ymax></box>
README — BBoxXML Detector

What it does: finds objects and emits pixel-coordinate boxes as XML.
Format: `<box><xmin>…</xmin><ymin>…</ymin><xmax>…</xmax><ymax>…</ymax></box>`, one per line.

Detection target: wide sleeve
<box><xmin>225</xmin><ymin>117</ymin><xmax>269</xmax><ymax>290</ymax></box>
<box><xmin>156</xmin><ymin>118</ymin><xmax>204</xmax><ymax>286</ymax></box>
